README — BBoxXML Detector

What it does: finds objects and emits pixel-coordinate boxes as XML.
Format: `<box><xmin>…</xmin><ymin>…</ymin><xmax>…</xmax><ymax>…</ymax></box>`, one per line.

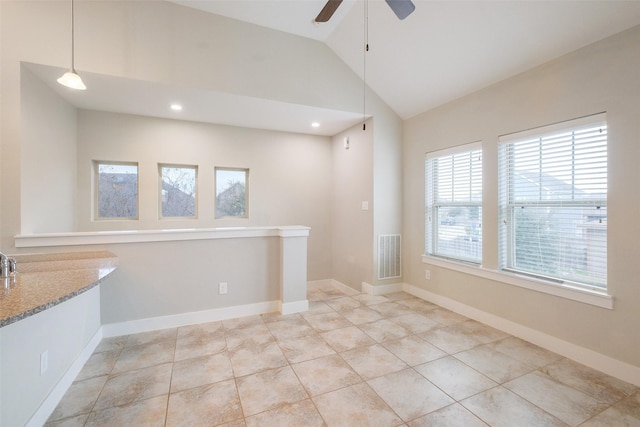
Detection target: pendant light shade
<box><xmin>58</xmin><ymin>0</ymin><xmax>86</xmax><ymax>90</ymax></box>
<box><xmin>57</xmin><ymin>69</ymin><xmax>86</xmax><ymax>90</ymax></box>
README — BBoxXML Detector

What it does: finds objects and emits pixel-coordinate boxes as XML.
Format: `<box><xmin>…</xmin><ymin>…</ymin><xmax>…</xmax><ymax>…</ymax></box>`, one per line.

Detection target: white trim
<box><xmin>307</xmin><ymin>279</ymin><xmax>336</xmax><ymax>290</ymax></box>
<box><xmin>403</xmin><ymin>282</ymin><xmax>640</xmax><ymax>388</ymax></box>
<box><xmin>14</xmin><ymin>226</ymin><xmax>310</xmax><ymax>248</ymax></box>
<box><xmin>331</xmin><ymin>280</ymin><xmax>360</xmax><ymax>295</ymax></box>
<box><xmin>425</xmin><ymin>140</ymin><xmax>482</xmax><ymax>159</ymax></box>
<box><xmin>498</xmin><ymin>112</ymin><xmax>607</xmax><ymax>144</ymax></box>
<box><xmin>277</xmin><ymin>226</ymin><xmax>311</xmax><ymax>238</ymax></box>
<box><xmin>26</xmin><ymin>328</ymin><xmax>103</xmax><ymax>427</ymax></box>
<box><xmin>279</xmin><ymin>299</ymin><xmax>309</xmax><ymax>315</ymax></box>
<box><xmin>308</xmin><ymin>279</ymin><xmax>359</xmax><ymax>295</ymax></box>
<box><xmin>361</xmin><ymin>281</ymin><xmax>404</xmax><ymax>296</ymax></box>
<box><xmin>102</xmin><ymin>301</ymin><xmax>279</xmax><ymax>337</ymax></box>
<box><xmin>422</xmin><ymin>255</ymin><xmax>612</xmax><ymax>309</ymax></box>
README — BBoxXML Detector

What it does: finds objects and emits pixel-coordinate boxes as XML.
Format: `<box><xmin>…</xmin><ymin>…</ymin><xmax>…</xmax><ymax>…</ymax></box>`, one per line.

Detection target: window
<box><xmin>159</xmin><ymin>164</ymin><xmax>197</xmax><ymax>218</ymax></box>
<box><xmin>215</xmin><ymin>168</ymin><xmax>248</xmax><ymax>218</ymax></box>
<box><xmin>498</xmin><ymin>114</ymin><xmax>607</xmax><ymax>289</ymax></box>
<box><xmin>425</xmin><ymin>142</ymin><xmax>482</xmax><ymax>263</ymax></box>
<box><xmin>95</xmin><ymin>161</ymin><xmax>138</xmax><ymax>219</ymax></box>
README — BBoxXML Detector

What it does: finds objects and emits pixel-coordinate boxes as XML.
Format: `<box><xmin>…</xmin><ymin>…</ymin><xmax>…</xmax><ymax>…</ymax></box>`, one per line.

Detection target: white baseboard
<box><xmin>102</xmin><ymin>301</ymin><xmax>280</xmax><ymax>338</ymax></box>
<box><xmin>280</xmin><ymin>299</ymin><xmax>309</xmax><ymax>315</ymax></box>
<box><xmin>308</xmin><ymin>279</ymin><xmax>359</xmax><ymax>295</ymax></box>
<box><xmin>26</xmin><ymin>328</ymin><xmax>103</xmax><ymax>427</ymax></box>
<box><xmin>331</xmin><ymin>280</ymin><xmax>360</xmax><ymax>295</ymax></box>
<box><xmin>403</xmin><ymin>282</ymin><xmax>640</xmax><ymax>388</ymax></box>
<box><xmin>361</xmin><ymin>281</ymin><xmax>404</xmax><ymax>296</ymax></box>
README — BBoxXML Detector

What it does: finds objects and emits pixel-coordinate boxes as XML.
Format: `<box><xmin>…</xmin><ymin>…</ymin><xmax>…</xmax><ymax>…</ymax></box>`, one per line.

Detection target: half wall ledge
<box><xmin>14</xmin><ymin>226</ymin><xmax>310</xmax><ymax>247</ymax></box>
<box><xmin>14</xmin><ymin>226</ymin><xmax>311</xmax><ymax>315</ymax></box>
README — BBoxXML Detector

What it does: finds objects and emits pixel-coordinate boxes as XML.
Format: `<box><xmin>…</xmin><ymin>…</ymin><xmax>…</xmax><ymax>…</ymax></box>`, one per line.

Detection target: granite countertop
<box><xmin>0</xmin><ymin>250</ymin><xmax>118</xmax><ymax>328</ymax></box>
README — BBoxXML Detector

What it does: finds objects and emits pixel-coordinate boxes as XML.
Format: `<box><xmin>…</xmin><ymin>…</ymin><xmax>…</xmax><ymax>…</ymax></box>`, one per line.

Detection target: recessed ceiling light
<box><xmin>311</xmin><ymin>122</ymin><xmax>320</xmax><ymax>128</ymax></box>
<box><xmin>170</xmin><ymin>104</ymin><xmax>183</xmax><ymax>111</ymax></box>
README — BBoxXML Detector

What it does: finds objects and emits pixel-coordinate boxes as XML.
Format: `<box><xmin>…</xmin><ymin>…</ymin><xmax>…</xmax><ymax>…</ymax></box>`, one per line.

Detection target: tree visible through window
<box><xmin>160</xmin><ymin>164</ymin><xmax>197</xmax><ymax>218</ymax></box>
<box><xmin>215</xmin><ymin>168</ymin><xmax>248</xmax><ymax>218</ymax></box>
<box><xmin>95</xmin><ymin>162</ymin><xmax>138</xmax><ymax>219</ymax></box>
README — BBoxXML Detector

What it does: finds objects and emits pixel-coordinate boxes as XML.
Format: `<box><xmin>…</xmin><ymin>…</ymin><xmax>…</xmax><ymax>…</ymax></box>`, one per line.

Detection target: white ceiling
<box><xmin>170</xmin><ymin>0</ymin><xmax>357</xmax><ymax>42</ymax></box>
<box><xmin>34</xmin><ymin>1</ymin><xmax>640</xmax><ymax>136</ymax></box>
<box><xmin>170</xmin><ymin>0</ymin><xmax>640</xmax><ymax>120</ymax></box>
<box><xmin>26</xmin><ymin>63</ymin><xmax>367</xmax><ymax>137</ymax></box>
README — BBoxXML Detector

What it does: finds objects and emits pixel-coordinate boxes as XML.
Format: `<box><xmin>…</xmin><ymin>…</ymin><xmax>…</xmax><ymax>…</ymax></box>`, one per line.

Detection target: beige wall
<box><xmin>21</xmin><ymin>66</ymin><xmax>78</xmax><ymax>234</ymax></box>
<box><xmin>331</xmin><ymin>120</ymin><xmax>375</xmax><ymax>289</ymax></box>
<box><xmin>403</xmin><ymin>26</ymin><xmax>640</xmax><ymax>367</ymax></box>
<box><xmin>0</xmin><ymin>0</ymin><xmax>374</xmax><ymax>249</ymax></box>
<box><xmin>330</xmin><ymin>111</ymin><xmax>404</xmax><ymax>290</ymax></box>
<box><xmin>75</xmin><ymin>110</ymin><xmax>333</xmax><ymax>280</ymax></box>
<box><xmin>2</xmin><ymin>0</ymin><xmax>639</xmax><ymax>420</ymax></box>
<box><xmin>1</xmin><ymin>0</ymin><xmax>402</xmax><ymax>286</ymax></box>
<box><xmin>372</xmin><ymin>99</ymin><xmax>404</xmax><ymax>286</ymax></box>
<box><xmin>98</xmin><ymin>237</ymin><xmax>281</xmax><ymax>324</ymax></box>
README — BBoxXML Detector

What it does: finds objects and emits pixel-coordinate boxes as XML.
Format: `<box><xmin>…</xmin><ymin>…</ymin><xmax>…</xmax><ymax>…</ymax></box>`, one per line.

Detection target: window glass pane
<box><xmin>96</xmin><ymin>162</ymin><xmax>138</xmax><ymax>219</ymax></box>
<box><xmin>160</xmin><ymin>165</ymin><xmax>197</xmax><ymax>218</ymax></box>
<box><xmin>426</xmin><ymin>144</ymin><xmax>482</xmax><ymax>264</ymax></box>
<box><xmin>499</xmin><ymin>115</ymin><xmax>607</xmax><ymax>289</ymax></box>
<box><xmin>435</xmin><ymin>206</ymin><xmax>482</xmax><ymax>261</ymax></box>
<box><xmin>512</xmin><ymin>205</ymin><xmax>606</xmax><ymax>287</ymax></box>
<box><xmin>215</xmin><ymin>168</ymin><xmax>248</xmax><ymax>218</ymax></box>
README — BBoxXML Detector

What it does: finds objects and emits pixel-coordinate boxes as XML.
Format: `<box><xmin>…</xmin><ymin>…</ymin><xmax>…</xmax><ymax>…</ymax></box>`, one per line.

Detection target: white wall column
<box><xmin>279</xmin><ymin>227</ymin><xmax>310</xmax><ymax>314</ymax></box>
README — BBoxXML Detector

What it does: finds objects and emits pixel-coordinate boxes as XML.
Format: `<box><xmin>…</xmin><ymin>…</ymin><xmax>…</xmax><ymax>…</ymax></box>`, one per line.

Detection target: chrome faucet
<box><xmin>0</xmin><ymin>252</ymin><xmax>17</xmax><ymax>278</ymax></box>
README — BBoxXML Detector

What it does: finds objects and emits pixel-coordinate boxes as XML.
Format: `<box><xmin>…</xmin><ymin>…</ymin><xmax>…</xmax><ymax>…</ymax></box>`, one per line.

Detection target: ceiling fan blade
<box><xmin>385</xmin><ymin>0</ymin><xmax>415</xmax><ymax>20</ymax></box>
<box><xmin>315</xmin><ymin>0</ymin><xmax>343</xmax><ymax>23</ymax></box>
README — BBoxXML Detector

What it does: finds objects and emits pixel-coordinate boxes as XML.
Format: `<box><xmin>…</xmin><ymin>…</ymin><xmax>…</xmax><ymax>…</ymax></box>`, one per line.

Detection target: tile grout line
<box><xmin>45</xmin><ymin>289</ymin><xmax>639</xmax><ymax>427</ymax></box>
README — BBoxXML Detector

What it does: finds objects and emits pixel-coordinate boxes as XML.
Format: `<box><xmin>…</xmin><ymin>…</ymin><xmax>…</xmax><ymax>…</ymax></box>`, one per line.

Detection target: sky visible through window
<box><xmin>216</xmin><ymin>169</ymin><xmax>245</xmax><ymax>194</ymax></box>
<box><xmin>98</xmin><ymin>163</ymin><xmax>137</xmax><ymax>175</ymax></box>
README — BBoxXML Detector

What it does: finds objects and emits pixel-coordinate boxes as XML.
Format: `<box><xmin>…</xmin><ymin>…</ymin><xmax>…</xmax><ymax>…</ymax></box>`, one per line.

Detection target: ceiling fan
<box><xmin>315</xmin><ymin>0</ymin><xmax>416</xmax><ymax>22</ymax></box>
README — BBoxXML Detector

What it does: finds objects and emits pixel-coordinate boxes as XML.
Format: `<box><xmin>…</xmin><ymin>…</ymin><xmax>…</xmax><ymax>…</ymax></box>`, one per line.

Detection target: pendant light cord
<box><xmin>363</xmin><ymin>0</ymin><xmax>369</xmax><ymax>131</ymax></box>
<box><xmin>57</xmin><ymin>0</ymin><xmax>86</xmax><ymax>90</ymax></box>
<box><xmin>71</xmin><ymin>0</ymin><xmax>76</xmax><ymax>71</ymax></box>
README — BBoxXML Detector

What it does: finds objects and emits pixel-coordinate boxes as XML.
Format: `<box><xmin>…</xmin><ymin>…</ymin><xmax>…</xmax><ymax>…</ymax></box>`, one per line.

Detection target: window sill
<box><xmin>421</xmin><ymin>255</ymin><xmax>613</xmax><ymax>309</ymax></box>
<box><xmin>14</xmin><ymin>226</ymin><xmax>310</xmax><ymax>248</ymax></box>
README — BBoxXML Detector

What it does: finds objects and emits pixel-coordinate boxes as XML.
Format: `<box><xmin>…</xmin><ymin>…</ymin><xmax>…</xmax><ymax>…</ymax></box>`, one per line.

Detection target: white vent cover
<box><xmin>378</xmin><ymin>234</ymin><xmax>401</xmax><ymax>280</ymax></box>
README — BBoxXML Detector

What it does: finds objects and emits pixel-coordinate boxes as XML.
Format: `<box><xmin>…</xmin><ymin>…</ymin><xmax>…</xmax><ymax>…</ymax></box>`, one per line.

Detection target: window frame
<box><xmin>498</xmin><ymin>113</ymin><xmax>607</xmax><ymax>291</ymax></box>
<box><xmin>94</xmin><ymin>160</ymin><xmax>139</xmax><ymax>221</ymax></box>
<box><xmin>425</xmin><ymin>141</ymin><xmax>483</xmax><ymax>264</ymax></box>
<box><xmin>158</xmin><ymin>163</ymin><xmax>198</xmax><ymax>219</ymax></box>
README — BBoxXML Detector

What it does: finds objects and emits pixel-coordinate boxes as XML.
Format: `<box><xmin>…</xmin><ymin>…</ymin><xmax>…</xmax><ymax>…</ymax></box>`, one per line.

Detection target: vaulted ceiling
<box><xmin>169</xmin><ymin>0</ymin><xmax>640</xmax><ymax>119</ymax></box>
<box><xmin>34</xmin><ymin>1</ymin><xmax>640</xmax><ymax>136</ymax></box>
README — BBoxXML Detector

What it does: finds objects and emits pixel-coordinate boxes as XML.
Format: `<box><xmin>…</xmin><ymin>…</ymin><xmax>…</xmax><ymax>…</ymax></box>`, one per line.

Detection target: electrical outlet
<box><xmin>219</xmin><ymin>282</ymin><xmax>228</xmax><ymax>295</ymax></box>
<box><xmin>425</xmin><ymin>270</ymin><xmax>431</xmax><ymax>280</ymax></box>
<box><xmin>40</xmin><ymin>350</ymin><xmax>48</xmax><ymax>375</ymax></box>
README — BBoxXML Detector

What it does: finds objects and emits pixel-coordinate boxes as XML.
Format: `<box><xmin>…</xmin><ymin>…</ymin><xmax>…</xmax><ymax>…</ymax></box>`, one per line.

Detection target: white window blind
<box><xmin>498</xmin><ymin>113</ymin><xmax>607</xmax><ymax>289</ymax></box>
<box><xmin>425</xmin><ymin>142</ymin><xmax>482</xmax><ymax>264</ymax></box>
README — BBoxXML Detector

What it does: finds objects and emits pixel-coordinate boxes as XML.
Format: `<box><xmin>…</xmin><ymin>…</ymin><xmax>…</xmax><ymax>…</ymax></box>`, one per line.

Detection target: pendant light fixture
<box><xmin>57</xmin><ymin>0</ymin><xmax>86</xmax><ymax>90</ymax></box>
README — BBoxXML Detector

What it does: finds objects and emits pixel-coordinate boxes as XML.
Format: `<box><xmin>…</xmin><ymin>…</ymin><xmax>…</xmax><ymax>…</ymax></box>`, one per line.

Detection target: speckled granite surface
<box><xmin>0</xmin><ymin>251</ymin><xmax>118</xmax><ymax>328</ymax></box>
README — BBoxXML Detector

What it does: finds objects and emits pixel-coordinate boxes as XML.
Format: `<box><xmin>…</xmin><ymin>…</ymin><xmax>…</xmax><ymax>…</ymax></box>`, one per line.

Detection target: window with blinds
<box><xmin>425</xmin><ymin>142</ymin><xmax>482</xmax><ymax>264</ymax></box>
<box><xmin>498</xmin><ymin>113</ymin><xmax>607</xmax><ymax>290</ymax></box>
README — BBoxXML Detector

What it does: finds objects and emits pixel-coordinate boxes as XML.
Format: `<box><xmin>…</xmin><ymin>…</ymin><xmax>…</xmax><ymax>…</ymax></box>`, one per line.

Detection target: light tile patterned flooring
<box><xmin>46</xmin><ymin>284</ymin><xmax>640</xmax><ymax>426</ymax></box>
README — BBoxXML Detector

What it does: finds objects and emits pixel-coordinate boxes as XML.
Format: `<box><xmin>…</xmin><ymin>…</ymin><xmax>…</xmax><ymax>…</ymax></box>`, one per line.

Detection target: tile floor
<box><xmin>45</xmin><ymin>284</ymin><xmax>639</xmax><ymax>427</ymax></box>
